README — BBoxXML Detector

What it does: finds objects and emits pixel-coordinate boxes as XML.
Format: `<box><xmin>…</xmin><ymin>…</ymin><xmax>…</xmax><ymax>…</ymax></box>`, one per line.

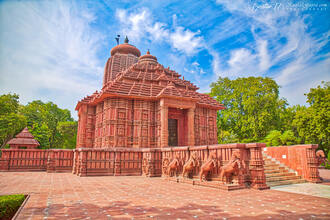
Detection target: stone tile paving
<box><xmin>272</xmin><ymin>183</ymin><xmax>330</xmax><ymax>199</ymax></box>
<box><xmin>0</xmin><ymin>172</ymin><xmax>329</xmax><ymax>220</ymax></box>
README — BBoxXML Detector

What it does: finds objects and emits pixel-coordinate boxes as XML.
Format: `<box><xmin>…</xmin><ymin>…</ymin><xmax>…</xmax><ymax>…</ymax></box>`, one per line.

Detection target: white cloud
<box><xmin>213</xmin><ymin>0</ymin><xmax>329</xmax><ymax>105</ymax></box>
<box><xmin>169</xmin><ymin>27</ymin><xmax>203</xmax><ymax>56</ymax></box>
<box><xmin>115</xmin><ymin>8</ymin><xmax>203</xmax><ymax>56</ymax></box>
<box><xmin>278</xmin><ymin>57</ymin><xmax>330</xmax><ymax>105</ymax></box>
<box><xmin>0</xmin><ymin>1</ymin><xmax>104</xmax><ymax>118</ymax></box>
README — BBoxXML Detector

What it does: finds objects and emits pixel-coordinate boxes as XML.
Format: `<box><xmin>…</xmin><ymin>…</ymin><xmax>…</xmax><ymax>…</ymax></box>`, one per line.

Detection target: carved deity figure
<box><xmin>182</xmin><ymin>152</ymin><xmax>199</xmax><ymax>178</ymax></box>
<box><xmin>316</xmin><ymin>150</ymin><xmax>328</xmax><ymax>166</ymax></box>
<box><xmin>142</xmin><ymin>158</ymin><xmax>150</xmax><ymax>176</ymax></box>
<box><xmin>199</xmin><ymin>152</ymin><xmax>218</xmax><ymax>181</ymax></box>
<box><xmin>220</xmin><ymin>150</ymin><xmax>241</xmax><ymax>184</ymax></box>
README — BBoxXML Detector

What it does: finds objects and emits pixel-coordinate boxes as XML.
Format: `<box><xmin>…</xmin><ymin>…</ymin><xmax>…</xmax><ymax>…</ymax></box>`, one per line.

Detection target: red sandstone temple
<box><xmin>76</xmin><ymin>38</ymin><xmax>225</xmax><ymax>149</ymax></box>
<box><xmin>7</xmin><ymin>127</ymin><xmax>40</xmax><ymax>149</ymax></box>
<box><xmin>0</xmin><ymin>38</ymin><xmax>323</xmax><ymax>190</ymax></box>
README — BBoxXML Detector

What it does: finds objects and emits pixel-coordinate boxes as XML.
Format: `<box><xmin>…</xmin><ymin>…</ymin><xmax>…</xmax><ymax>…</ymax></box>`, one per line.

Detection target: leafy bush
<box><xmin>280</xmin><ymin>130</ymin><xmax>297</xmax><ymax>145</ymax></box>
<box><xmin>265</xmin><ymin>130</ymin><xmax>282</xmax><ymax>146</ymax></box>
<box><xmin>0</xmin><ymin>194</ymin><xmax>26</xmax><ymax>219</ymax></box>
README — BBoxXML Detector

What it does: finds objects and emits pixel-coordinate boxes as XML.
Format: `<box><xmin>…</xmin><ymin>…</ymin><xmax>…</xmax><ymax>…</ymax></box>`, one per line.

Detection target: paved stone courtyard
<box><xmin>0</xmin><ymin>172</ymin><xmax>329</xmax><ymax>220</ymax></box>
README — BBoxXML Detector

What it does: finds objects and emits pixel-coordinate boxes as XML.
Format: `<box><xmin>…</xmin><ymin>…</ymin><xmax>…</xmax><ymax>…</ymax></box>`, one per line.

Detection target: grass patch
<box><xmin>0</xmin><ymin>194</ymin><xmax>26</xmax><ymax>220</ymax></box>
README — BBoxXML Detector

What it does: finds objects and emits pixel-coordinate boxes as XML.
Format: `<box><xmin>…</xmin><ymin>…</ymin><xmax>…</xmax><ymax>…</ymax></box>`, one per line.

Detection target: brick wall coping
<box><xmin>246</xmin><ymin>143</ymin><xmax>266</xmax><ymax>148</ymax></box>
<box><xmin>264</xmin><ymin>144</ymin><xmax>318</xmax><ymax>149</ymax></box>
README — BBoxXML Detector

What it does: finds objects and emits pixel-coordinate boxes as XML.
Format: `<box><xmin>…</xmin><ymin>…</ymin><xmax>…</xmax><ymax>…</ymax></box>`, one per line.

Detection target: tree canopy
<box><xmin>211</xmin><ymin>77</ymin><xmax>329</xmax><ymax>154</ymax></box>
<box><xmin>210</xmin><ymin>77</ymin><xmax>287</xmax><ymax>143</ymax></box>
<box><xmin>0</xmin><ymin>94</ymin><xmax>77</xmax><ymax>149</ymax></box>
<box><xmin>0</xmin><ymin>94</ymin><xmax>26</xmax><ymax>148</ymax></box>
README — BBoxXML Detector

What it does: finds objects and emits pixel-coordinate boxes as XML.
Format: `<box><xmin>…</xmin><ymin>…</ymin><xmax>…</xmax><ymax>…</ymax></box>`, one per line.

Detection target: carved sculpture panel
<box><xmin>182</xmin><ymin>152</ymin><xmax>199</xmax><ymax>178</ymax></box>
<box><xmin>219</xmin><ymin>150</ymin><xmax>243</xmax><ymax>184</ymax></box>
<box><xmin>199</xmin><ymin>152</ymin><xmax>218</xmax><ymax>181</ymax></box>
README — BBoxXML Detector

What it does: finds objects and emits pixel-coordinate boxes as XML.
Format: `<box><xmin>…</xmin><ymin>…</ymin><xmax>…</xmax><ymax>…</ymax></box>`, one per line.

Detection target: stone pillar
<box><xmin>47</xmin><ymin>150</ymin><xmax>55</xmax><ymax>173</ymax></box>
<box><xmin>246</xmin><ymin>143</ymin><xmax>269</xmax><ymax>190</ymax></box>
<box><xmin>77</xmin><ymin>105</ymin><xmax>88</xmax><ymax>148</ymax></box>
<box><xmin>114</xmin><ymin>150</ymin><xmax>121</xmax><ymax>176</ymax></box>
<box><xmin>160</xmin><ymin>103</ymin><xmax>168</xmax><ymax>148</ymax></box>
<box><xmin>79</xmin><ymin>150</ymin><xmax>87</xmax><ymax>177</ymax></box>
<box><xmin>305</xmin><ymin>145</ymin><xmax>321</xmax><ymax>183</ymax></box>
<box><xmin>142</xmin><ymin>149</ymin><xmax>162</xmax><ymax>177</ymax></box>
<box><xmin>187</xmin><ymin>108</ymin><xmax>195</xmax><ymax>146</ymax></box>
<box><xmin>72</xmin><ymin>150</ymin><xmax>77</xmax><ymax>174</ymax></box>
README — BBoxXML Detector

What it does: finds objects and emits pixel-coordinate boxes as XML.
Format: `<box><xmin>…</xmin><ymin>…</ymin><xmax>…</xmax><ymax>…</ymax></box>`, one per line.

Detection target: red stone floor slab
<box><xmin>0</xmin><ymin>172</ymin><xmax>329</xmax><ymax>220</ymax></box>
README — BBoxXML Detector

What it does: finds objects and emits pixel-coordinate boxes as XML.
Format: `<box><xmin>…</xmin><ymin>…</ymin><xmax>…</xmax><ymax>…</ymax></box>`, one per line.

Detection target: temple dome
<box><xmin>110</xmin><ymin>43</ymin><xmax>141</xmax><ymax>57</ymax></box>
<box><xmin>138</xmin><ymin>50</ymin><xmax>157</xmax><ymax>64</ymax></box>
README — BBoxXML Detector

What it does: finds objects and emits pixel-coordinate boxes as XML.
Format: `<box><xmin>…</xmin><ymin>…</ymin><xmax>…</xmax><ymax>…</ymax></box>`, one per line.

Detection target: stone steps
<box><xmin>262</xmin><ymin>152</ymin><xmax>306</xmax><ymax>187</ymax></box>
<box><xmin>267</xmin><ymin>179</ymin><xmax>306</xmax><ymax>187</ymax></box>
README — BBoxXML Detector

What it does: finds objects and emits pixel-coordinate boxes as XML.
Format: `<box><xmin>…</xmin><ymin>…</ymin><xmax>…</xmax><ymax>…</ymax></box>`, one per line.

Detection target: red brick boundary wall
<box><xmin>264</xmin><ymin>144</ymin><xmax>321</xmax><ymax>183</ymax></box>
<box><xmin>1</xmin><ymin>144</ymin><xmax>268</xmax><ymax>189</ymax></box>
<box><xmin>0</xmin><ymin>149</ymin><xmax>74</xmax><ymax>172</ymax></box>
<box><xmin>73</xmin><ymin>148</ymin><xmax>143</xmax><ymax>176</ymax></box>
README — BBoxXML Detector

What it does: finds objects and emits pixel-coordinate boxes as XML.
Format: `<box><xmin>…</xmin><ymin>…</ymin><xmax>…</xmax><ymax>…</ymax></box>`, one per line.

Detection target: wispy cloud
<box><xmin>213</xmin><ymin>0</ymin><xmax>329</xmax><ymax>103</ymax></box>
<box><xmin>0</xmin><ymin>1</ymin><xmax>104</xmax><ymax>117</ymax></box>
<box><xmin>115</xmin><ymin>8</ymin><xmax>204</xmax><ymax>56</ymax></box>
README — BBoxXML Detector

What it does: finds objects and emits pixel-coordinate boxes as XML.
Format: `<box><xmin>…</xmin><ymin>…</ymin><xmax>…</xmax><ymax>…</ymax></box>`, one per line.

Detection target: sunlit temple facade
<box><xmin>75</xmin><ymin>38</ymin><xmax>224</xmax><ymax>149</ymax></box>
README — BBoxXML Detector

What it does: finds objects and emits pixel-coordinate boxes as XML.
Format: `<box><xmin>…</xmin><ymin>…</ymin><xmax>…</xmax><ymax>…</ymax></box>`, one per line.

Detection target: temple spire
<box><xmin>115</xmin><ymin>35</ymin><xmax>120</xmax><ymax>45</ymax></box>
<box><xmin>124</xmin><ymin>36</ymin><xmax>129</xmax><ymax>43</ymax></box>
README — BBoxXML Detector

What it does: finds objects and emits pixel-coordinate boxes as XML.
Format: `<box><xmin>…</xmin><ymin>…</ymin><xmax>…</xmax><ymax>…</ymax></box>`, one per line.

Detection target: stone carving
<box><xmin>316</xmin><ymin>150</ymin><xmax>328</xmax><ymax>166</ymax></box>
<box><xmin>220</xmin><ymin>150</ymin><xmax>242</xmax><ymax>184</ymax></box>
<box><xmin>165</xmin><ymin>153</ymin><xmax>181</xmax><ymax>177</ymax></box>
<box><xmin>142</xmin><ymin>158</ymin><xmax>150</xmax><ymax>176</ymax></box>
<box><xmin>162</xmin><ymin>158</ymin><xmax>170</xmax><ymax>175</ymax></box>
<box><xmin>182</xmin><ymin>152</ymin><xmax>199</xmax><ymax>178</ymax></box>
<box><xmin>199</xmin><ymin>152</ymin><xmax>218</xmax><ymax>181</ymax></box>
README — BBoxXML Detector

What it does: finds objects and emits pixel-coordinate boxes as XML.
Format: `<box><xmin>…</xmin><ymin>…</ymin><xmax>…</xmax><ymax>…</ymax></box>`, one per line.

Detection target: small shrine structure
<box><xmin>7</xmin><ymin>127</ymin><xmax>40</xmax><ymax>149</ymax></box>
<box><xmin>75</xmin><ymin>37</ymin><xmax>225</xmax><ymax>149</ymax></box>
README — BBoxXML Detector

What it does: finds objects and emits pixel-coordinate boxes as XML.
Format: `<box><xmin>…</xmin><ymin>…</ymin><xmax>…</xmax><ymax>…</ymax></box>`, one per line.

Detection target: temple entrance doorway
<box><xmin>168</xmin><ymin>119</ymin><xmax>178</xmax><ymax>146</ymax></box>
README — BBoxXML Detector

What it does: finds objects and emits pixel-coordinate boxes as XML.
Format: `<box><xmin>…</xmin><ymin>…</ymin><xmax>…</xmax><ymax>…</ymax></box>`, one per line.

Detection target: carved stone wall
<box><xmin>0</xmin><ymin>149</ymin><xmax>74</xmax><ymax>172</ymax></box>
<box><xmin>83</xmin><ymin>98</ymin><xmax>158</xmax><ymax>149</ymax></box>
<box><xmin>194</xmin><ymin>107</ymin><xmax>217</xmax><ymax>146</ymax></box>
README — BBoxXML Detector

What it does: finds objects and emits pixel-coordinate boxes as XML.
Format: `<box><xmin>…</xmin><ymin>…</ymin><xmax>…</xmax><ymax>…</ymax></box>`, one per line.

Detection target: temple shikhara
<box><xmin>0</xmin><ymin>37</ymin><xmax>324</xmax><ymax>191</ymax></box>
<box><xmin>75</xmin><ymin>37</ymin><xmax>224</xmax><ymax>149</ymax></box>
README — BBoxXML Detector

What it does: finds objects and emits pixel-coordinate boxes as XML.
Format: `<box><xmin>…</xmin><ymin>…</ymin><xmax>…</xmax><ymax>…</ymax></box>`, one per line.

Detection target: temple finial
<box><xmin>147</xmin><ymin>49</ymin><xmax>150</xmax><ymax>54</ymax></box>
<box><xmin>115</xmin><ymin>35</ymin><xmax>120</xmax><ymax>45</ymax></box>
<box><xmin>124</xmin><ymin>36</ymin><xmax>129</xmax><ymax>43</ymax></box>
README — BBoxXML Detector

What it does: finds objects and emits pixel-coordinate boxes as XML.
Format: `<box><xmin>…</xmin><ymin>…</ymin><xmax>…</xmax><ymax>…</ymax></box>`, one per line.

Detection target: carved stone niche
<box><xmin>142</xmin><ymin>157</ymin><xmax>151</xmax><ymax>177</ymax></box>
<box><xmin>182</xmin><ymin>152</ymin><xmax>199</xmax><ymax>179</ymax></box>
<box><xmin>219</xmin><ymin>150</ymin><xmax>244</xmax><ymax>184</ymax></box>
<box><xmin>199</xmin><ymin>152</ymin><xmax>218</xmax><ymax>181</ymax></box>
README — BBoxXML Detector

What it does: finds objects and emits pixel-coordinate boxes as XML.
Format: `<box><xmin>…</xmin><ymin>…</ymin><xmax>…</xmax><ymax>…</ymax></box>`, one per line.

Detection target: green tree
<box><xmin>0</xmin><ymin>94</ymin><xmax>26</xmax><ymax>148</ymax></box>
<box><xmin>210</xmin><ymin>77</ymin><xmax>287</xmax><ymax>143</ymax></box>
<box><xmin>57</xmin><ymin>121</ymin><xmax>77</xmax><ymax>149</ymax></box>
<box><xmin>280</xmin><ymin>130</ymin><xmax>298</xmax><ymax>146</ymax></box>
<box><xmin>21</xmin><ymin>101</ymin><xmax>74</xmax><ymax>148</ymax></box>
<box><xmin>293</xmin><ymin>81</ymin><xmax>330</xmax><ymax>153</ymax></box>
<box><xmin>265</xmin><ymin>130</ymin><xmax>282</xmax><ymax>146</ymax></box>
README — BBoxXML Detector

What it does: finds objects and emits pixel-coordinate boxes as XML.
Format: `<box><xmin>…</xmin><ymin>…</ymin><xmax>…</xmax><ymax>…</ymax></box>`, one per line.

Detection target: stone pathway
<box><xmin>0</xmin><ymin>172</ymin><xmax>329</xmax><ymax>219</ymax></box>
<box><xmin>272</xmin><ymin>183</ymin><xmax>330</xmax><ymax>199</ymax></box>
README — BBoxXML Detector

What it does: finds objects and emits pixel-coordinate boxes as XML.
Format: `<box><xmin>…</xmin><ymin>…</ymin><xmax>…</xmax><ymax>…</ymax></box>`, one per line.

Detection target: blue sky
<box><xmin>0</xmin><ymin>0</ymin><xmax>329</xmax><ymax>119</ymax></box>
